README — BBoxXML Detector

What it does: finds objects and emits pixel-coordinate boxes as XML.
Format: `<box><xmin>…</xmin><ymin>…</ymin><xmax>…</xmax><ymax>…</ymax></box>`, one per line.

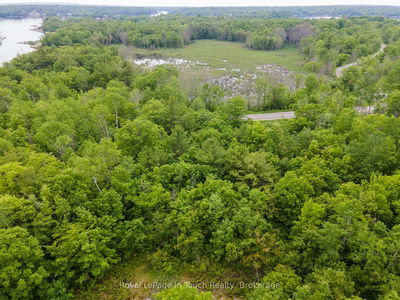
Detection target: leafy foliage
<box><xmin>1</xmin><ymin>14</ymin><xmax>400</xmax><ymax>300</ymax></box>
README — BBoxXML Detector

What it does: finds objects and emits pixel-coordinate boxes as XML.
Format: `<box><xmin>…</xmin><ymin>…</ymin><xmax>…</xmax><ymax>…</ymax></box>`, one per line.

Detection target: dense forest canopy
<box><xmin>1</xmin><ymin>6</ymin><xmax>400</xmax><ymax>300</ymax></box>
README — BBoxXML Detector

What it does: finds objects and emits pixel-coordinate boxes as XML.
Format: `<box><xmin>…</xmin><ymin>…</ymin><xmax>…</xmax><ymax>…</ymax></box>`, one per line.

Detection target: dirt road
<box><xmin>335</xmin><ymin>43</ymin><xmax>387</xmax><ymax>77</ymax></box>
<box><xmin>244</xmin><ymin>111</ymin><xmax>295</xmax><ymax>121</ymax></box>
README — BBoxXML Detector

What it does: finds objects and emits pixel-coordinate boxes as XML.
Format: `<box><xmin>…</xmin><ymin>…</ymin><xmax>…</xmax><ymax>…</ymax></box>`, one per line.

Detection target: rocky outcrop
<box><xmin>256</xmin><ymin>64</ymin><xmax>293</xmax><ymax>77</ymax></box>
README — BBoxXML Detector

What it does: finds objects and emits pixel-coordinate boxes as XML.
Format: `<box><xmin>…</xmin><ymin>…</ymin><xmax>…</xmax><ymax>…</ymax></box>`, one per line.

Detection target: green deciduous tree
<box><xmin>0</xmin><ymin>227</ymin><xmax>48</xmax><ymax>300</ymax></box>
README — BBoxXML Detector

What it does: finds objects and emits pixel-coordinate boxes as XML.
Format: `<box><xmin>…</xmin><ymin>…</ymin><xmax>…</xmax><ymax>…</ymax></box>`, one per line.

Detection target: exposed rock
<box><xmin>134</xmin><ymin>56</ymin><xmax>207</xmax><ymax>68</ymax></box>
<box><xmin>256</xmin><ymin>64</ymin><xmax>293</xmax><ymax>77</ymax></box>
<box><xmin>133</xmin><ymin>55</ymin><xmax>296</xmax><ymax>103</ymax></box>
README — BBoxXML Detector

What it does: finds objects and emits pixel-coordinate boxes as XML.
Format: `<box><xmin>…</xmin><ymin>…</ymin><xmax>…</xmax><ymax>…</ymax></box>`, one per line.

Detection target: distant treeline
<box><xmin>172</xmin><ymin>6</ymin><xmax>400</xmax><ymax>18</ymax></box>
<box><xmin>1</xmin><ymin>4</ymin><xmax>400</xmax><ymax>19</ymax></box>
<box><xmin>0</xmin><ymin>5</ymin><xmax>158</xmax><ymax>19</ymax></box>
<box><xmin>41</xmin><ymin>16</ymin><xmax>400</xmax><ymax>75</ymax></box>
<box><xmin>42</xmin><ymin>16</ymin><xmax>315</xmax><ymax>51</ymax></box>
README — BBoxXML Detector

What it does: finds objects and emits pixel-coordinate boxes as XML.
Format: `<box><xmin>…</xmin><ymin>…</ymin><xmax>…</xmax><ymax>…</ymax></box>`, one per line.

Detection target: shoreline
<box><xmin>30</xmin><ymin>24</ymin><xmax>44</xmax><ymax>34</ymax></box>
<box><xmin>31</xmin><ymin>27</ymin><xmax>44</xmax><ymax>33</ymax></box>
<box><xmin>0</xmin><ymin>16</ymin><xmax>42</xmax><ymax>20</ymax></box>
<box><xmin>21</xmin><ymin>20</ymin><xmax>44</xmax><ymax>49</ymax></box>
<box><xmin>18</xmin><ymin>40</ymin><xmax>41</xmax><ymax>49</ymax></box>
<box><xmin>0</xmin><ymin>18</ymin><xmax>44</xmax><ymax>64</ymax></box>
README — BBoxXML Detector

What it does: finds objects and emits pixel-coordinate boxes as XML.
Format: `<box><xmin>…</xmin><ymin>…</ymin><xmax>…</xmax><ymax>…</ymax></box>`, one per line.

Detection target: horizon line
<box><xmin>1</xmin><ymin>3</ymin><xmax>400</xmax><ymax>8</ymax></box>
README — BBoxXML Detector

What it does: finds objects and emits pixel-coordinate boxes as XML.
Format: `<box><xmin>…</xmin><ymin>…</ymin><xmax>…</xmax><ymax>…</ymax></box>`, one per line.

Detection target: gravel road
<box><xmin>244</xmin><ymin>111</ymin><xmax>295</xmax><ymax>121</ymax></box>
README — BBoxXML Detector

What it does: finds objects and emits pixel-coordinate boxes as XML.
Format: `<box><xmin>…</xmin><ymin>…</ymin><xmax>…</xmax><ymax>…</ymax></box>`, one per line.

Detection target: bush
<box><xmin>154</xmin><ymin>283</ymin><xmax>213</xmax><ymax>300</ymax></box>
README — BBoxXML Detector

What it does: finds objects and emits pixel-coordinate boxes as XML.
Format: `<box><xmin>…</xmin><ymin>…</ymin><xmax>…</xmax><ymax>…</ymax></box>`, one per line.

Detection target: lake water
<box><xmin>0</xmin><ymin>18</ymin><xmax>43</xmax><ymax>65</ymax></box>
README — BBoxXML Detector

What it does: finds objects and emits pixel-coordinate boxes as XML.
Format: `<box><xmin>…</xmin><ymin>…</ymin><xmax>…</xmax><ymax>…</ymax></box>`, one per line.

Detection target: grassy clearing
<box><xmin>123</xmin><ymin>40</ymin><xmax>308</xmax><ymax>109</ymax></box>
<box><xmin>131</xmin><ymin>39</ymin><xmax>306</xmax><ymax>73</ymax></box>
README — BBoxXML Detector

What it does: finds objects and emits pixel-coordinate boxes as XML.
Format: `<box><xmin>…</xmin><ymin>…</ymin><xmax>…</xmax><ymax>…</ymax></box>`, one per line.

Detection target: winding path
<box><xmin>335</xmin><ymin>43</ymin><xmax>387</xmax><ymax>77</ymax></box>
<box><xmin>244</xmin><ymin>107</ymin><xmax>377</xmax><ymax>121</ymax></box>
<box><xmin>244</xmin><ymin>111</ymin><xmax>295</xmax><ymax>121</ymax></box>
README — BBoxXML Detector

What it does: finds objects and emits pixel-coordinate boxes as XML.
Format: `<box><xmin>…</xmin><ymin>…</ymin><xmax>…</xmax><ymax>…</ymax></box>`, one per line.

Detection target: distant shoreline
<box><xmin>30</xmin><ymin>24</ymin><xmax>44</xmax><ymax>34</ymax></box>
<box><xmin>0</xmin><ymin>16</ymin><xmax>42</xmax><ymax>20</ymax></box>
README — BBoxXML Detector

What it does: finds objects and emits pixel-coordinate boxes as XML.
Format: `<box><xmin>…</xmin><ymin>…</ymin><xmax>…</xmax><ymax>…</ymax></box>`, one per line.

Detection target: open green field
<box><xmin>131</xmin><ymin>40</ymin><xmax>306</xmax><ymax>73</ymax></box>
<box><xmin>123</xmin><ymin>40</ymin><xmax>308</xmax><ymax>105</ymax></box>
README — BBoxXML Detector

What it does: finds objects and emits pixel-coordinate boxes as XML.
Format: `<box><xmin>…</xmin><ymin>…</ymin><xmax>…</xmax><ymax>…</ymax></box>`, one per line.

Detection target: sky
<box><xmin>0</xmin><ymin>0</ymin><xmax>399</xmax><ymax>6</ymax></box>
